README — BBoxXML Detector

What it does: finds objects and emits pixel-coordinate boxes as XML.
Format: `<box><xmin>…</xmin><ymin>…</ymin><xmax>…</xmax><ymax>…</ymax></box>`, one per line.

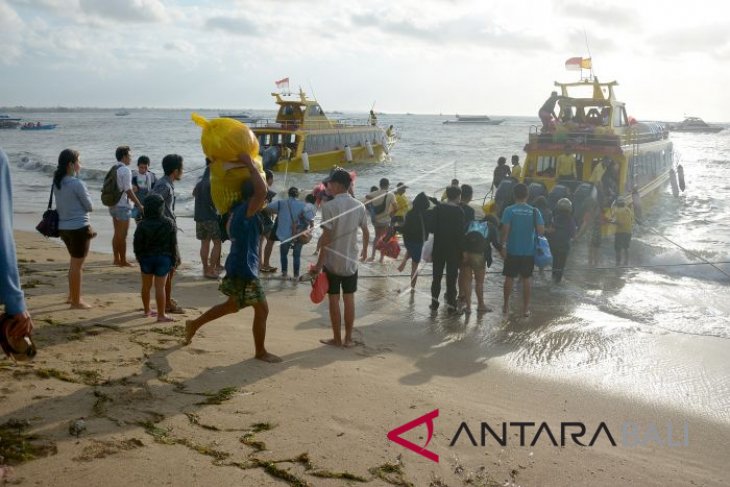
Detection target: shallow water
<box><xmin>2</xmin><ymin>110</ymin><xmax>729</xmax><ymax>423</ymax></box>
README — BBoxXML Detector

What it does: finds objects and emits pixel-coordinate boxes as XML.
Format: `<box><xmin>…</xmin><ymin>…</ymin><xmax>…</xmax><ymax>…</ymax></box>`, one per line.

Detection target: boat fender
<box><xmin>344</xmin><ymin>145</ymin><xmax>353</xmax><ymax>163</ymax></box>
<box><xmin>677</xmin><ymin>164</ymin><xmax>686</xmax><ymax>192</ymax></box>
<box><xmin>669</xmin><ymin>168</ymin><xmax>679</xmax><ymax>197</ymax></box>
<box><xmin>301</xmin><ymin>152</ymin><xmax>310</xmax><ymax>173</ymax></box>
<box><xmin>365</xmin><ymin>140</ymin><xmax>374</xmax><ymax>157</ymax></box>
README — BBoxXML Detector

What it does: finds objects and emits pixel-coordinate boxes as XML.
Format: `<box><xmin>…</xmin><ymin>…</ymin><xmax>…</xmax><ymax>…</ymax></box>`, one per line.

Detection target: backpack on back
<box><xmin>463</xmin><ymin>220</ymin><xmax>489</xmax><ymax>254</ymax></box>
<box><xmin>101</xmin><ymin>164</ymin><xmax>124</xmax><ymax>207</ymax></box>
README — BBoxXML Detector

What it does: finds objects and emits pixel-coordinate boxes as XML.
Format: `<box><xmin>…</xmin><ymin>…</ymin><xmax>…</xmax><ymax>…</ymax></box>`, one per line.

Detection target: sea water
<box><xmin>2</xmin><ymin>110</ymin><xmax>729</xmax><ymax>423</ymax></box>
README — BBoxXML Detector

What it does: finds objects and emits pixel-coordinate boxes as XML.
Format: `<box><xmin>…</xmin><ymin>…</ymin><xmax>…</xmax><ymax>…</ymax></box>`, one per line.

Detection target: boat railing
<box><xmin>251</xmin><ymin>118</ymin><xmax>380</xmax><ymax>131</ymax></box>
<box><xmin>528</xmin><ymin>123</ymin><xmax>668</xmax><ymax>150</ymax></box>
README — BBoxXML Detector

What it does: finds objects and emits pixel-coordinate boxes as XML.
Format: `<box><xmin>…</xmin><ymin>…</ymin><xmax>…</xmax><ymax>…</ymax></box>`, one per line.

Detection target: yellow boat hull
<box><xmin>271</xmin><ymin>144</ymin><xmax>390</xmax><ymax>173</ymax></box>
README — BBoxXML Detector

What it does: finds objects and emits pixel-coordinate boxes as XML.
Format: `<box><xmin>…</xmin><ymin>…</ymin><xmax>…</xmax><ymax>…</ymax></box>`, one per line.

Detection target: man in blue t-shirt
<box><xmin>500</xmin><ymin>183</ymin><xmax>544</xmax><ymax>317</ymax></box>
<box><xmin>184</xmin><ymin>153</ymin><xmax>281</xmax><ymax>363</ymax></box>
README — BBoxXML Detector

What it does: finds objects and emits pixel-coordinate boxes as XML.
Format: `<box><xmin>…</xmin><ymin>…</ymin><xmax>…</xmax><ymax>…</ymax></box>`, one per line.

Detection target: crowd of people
<box><xmin>1</xmin><ymin>145</ymin><xmax>635</xmax><ymax>364</ymax></box>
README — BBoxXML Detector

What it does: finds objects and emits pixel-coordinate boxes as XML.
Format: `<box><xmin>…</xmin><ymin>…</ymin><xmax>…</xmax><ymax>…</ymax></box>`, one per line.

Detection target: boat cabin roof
<box><xmin>271</xmin><ymin>89</ymin><xmax>333</xmax><ymax>129</ymax></box>
<box><xmin>555</xmin><ymin>79</ymin><xmax>619</xmax><ymax>102</ymax></box>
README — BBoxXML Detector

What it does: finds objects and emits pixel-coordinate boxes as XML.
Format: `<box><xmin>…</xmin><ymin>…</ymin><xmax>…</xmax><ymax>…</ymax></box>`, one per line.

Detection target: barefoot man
<box><xmin>311</xmin><ymin>169</ymin><xmax>369</xmax><ymax>348</ymax></box>
<box><xmin>109</xmin><ymin>146</ymin><xmax>144</xmax><ymax>267</ymax></box>
<box><xmin>185</xmin><ymin>154</ymin><xmax>280</xmax><ymax>363</ymax></box>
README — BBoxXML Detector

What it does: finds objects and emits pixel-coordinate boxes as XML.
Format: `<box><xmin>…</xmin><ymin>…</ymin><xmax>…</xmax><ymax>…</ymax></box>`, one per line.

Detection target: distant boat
<box><xmin>219</xmin><ymin>112</ymin><xmax>259</xmax><ymax>124</ymax></box>
<box><xmin>665</xmin><ymin>117</ymin><xmax>723</xmax><ymax>133</ymax></box>
<box><xmin>443</xmin><ymin>114</ymin><xmax>505</xmax><ymax>125</ymax></box>
<box><xmin>20</xmin><ymin>122</ymin><xmax>57</xmax><ymax>131</ymax></box>
<box><xmin>252</xmin><ymin>88</ymin><xmax>395</xmax><ymax>173</ymax></box>
<box><xmin>0</xmin><ymin>114</ymin><xmax>21</xmax><ymax>129</ymax></box>
<box><xmin>115</xmin><ymin>110</ymin><xmax>130</xmax><ymax>116</ymax></box>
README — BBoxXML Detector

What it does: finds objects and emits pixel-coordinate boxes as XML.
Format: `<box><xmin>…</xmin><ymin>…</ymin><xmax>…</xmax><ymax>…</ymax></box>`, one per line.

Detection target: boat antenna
<box><xmin>583</xmin><ymin>28</ymin><xmax>594</xmax><ymax>79</ymax></box>
<box><xmin>308</xmin><ymin>79</ymin><xmax>318</xmax><ymax>101</ymax></box>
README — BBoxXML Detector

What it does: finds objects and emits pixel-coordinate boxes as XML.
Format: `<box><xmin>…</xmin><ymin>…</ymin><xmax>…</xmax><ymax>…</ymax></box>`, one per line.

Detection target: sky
<box><xmin>1</xmin><ymin>0</ymin><xmax>729</xmax><ymax>121</ymax></box>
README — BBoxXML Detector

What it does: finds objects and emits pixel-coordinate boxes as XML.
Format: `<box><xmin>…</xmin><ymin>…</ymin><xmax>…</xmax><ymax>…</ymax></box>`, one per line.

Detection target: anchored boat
<box><xmin>0</xmin><ymin>114</ymin><xmax>21</xmax><ymax>129</ymax></box>
<box><xmin>443</xmin><ymin>114</ymin><xmax>504</xmax><ymax>125</ymax></box>
<box><xmin>219</xmin><ymin>112</ymin><xmax>260</xmax><ymax>124</ymax></box>
<box><xmin>665</xmin><ymin>117</ymin><xmax>723</xmax><ymax>133</ymax></box>
<box><xmin>20</xmin><ymin>122</ymin><xmax>57</xmax><ymax>131</ymax></box>
<box><xmin>251</xmin><ymin>89</ymin><xmax>396</xmax><ymax>173</ymax></box>
<box><xmin>486</xmin><ymin>77</ymin><xmax>675</xmax><ymax>237</ymax></box>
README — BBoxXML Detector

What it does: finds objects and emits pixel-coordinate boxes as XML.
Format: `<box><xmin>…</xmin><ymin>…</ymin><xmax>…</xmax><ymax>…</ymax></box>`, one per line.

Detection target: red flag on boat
<box><xmin>275</xmin><ymin>77</ymin><xmax>289</xmax><ymax>90</ymax></box>
<box><xmin>565</xmin><ymin>57</ymin><xmax>592</xmax><ymax>70</ymax></box>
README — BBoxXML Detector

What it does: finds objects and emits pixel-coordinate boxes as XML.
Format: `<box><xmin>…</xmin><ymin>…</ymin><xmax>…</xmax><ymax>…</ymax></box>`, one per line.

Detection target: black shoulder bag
<box><xmin>36</xmin><ymin>185</ymin><xmax>60</xmax><ymax>238</ymax></box>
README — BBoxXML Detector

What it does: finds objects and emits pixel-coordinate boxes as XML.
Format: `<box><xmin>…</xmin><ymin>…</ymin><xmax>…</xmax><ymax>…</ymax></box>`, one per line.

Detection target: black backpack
<box><xmin>101</xmin><ymin>164</ymin><xmax>124</xmax><ymax>207</ymax></box>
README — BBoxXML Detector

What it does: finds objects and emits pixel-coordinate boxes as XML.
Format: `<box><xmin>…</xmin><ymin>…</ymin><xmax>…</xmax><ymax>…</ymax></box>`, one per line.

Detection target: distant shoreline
<box><xmin>0</xmin><ymin>106</ymin><xmax>540</xmax><ymax>118</ymax></box>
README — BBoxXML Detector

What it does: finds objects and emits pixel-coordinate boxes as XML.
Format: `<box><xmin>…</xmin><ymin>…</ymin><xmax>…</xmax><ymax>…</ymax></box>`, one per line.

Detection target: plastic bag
<box><xmin>376</xmin><ymin>234</ymin><xmax>401</xmax><ymax>259</ymax></box>
<box><xmin>191</xmin><ymin>113</ymin><xmax>265</xmax><ymax>214</ymax></box>
<box><xmin>421</xmin><ymin>235</ymin><xmax>434</xmax><ymax>263</ymax></box>
<box><xmin>534</xmin><ymin>235</ymin><xmax>553</xmax><ymax>269</ymax></box>
<box><xmin>310</xmin><ymin>271</ymin><xmax>329</xmax><ymax>304</ymax></box>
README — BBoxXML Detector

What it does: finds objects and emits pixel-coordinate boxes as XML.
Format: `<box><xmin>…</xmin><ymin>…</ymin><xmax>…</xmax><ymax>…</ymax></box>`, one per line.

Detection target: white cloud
<box><xmin>79</xmin><ymin>0</ymin><xmax>168</xmax><ymax>23</ymax></box>
<box><xmin>0</xmin><ymin>1</ymin><xmax>25</xmax><ymax>64</ymax></box>
<box><xmin>1</xmin><ymin>0</ymin><xmax>730</xmax><ymax>120</ymax></box>
<box><xmin>554</xmin><ymin>0</ymin><xmax>639</xmax><ymax>30</ymax></box>
<box><xmin>205</xmin><ymin>15</ymin><xmax>261</xmax><ymax>36</ymax></box>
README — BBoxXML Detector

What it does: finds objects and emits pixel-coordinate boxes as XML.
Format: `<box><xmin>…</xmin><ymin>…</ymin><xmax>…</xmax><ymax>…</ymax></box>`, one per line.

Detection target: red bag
<box><xmin>376</xmin><ymin>235</ymin><xmax>401</xmax><ymax>259</ymax></box>
<box><xmin>310</xmin><ymin>271</ymin><xmax>329</xmax><ymax>304</ymax></box>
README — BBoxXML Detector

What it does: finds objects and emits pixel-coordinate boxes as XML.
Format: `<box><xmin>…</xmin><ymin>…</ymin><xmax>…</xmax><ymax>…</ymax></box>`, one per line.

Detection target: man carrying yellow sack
<box><xmin>185</xmin><ymin>153</ymin><xmax>281</xmax><ymax>363</ymax></box>
<box><xmin>191</xmin><ymin>113</ymin><xmax>266</xmax><ymax>216</ymax></box>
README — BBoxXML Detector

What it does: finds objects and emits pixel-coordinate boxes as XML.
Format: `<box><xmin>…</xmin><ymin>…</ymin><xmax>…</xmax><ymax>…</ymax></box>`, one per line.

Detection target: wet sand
<box><xmin>1</xmin><ymin>231</ymin><xmax>729</xmax><ymax>486</ymax></box>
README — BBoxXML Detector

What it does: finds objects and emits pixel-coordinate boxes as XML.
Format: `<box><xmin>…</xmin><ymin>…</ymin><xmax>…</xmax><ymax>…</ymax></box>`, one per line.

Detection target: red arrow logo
<box><xmin>387</xmin><ymin>409</ymin><xmax>439</xmax><ymax>463</ymax></box>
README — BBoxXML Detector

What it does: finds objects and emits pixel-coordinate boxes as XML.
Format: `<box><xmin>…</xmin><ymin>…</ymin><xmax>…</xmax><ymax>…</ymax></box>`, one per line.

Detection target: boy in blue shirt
<box><xmin>184</xmin><ymin>154</ymin><xmax>280</xmax><ymax>363</ymax></box>
<box><xmin>500</xmin><ymin>183</ymin><xmax>544</xmax><ymax>317</ymax></box>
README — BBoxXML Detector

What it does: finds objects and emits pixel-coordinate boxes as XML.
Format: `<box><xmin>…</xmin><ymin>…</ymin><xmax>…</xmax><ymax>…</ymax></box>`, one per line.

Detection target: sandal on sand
<box><xmin>260</xmin><ymin>265</ymin><xmax>277</xmax><ymax>273</ymax></box>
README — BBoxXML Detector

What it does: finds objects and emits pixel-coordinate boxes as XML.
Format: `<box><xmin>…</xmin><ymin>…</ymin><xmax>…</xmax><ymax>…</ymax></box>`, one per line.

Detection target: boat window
<box><xmin>613</xmin><ymin>107</ymin><xmax>628</xmax><ymax>127</ymax></box>
<box><xmin>536</xmin><ymin>156</ymin><xmax>556</xmax><ymax>177</ymax></box>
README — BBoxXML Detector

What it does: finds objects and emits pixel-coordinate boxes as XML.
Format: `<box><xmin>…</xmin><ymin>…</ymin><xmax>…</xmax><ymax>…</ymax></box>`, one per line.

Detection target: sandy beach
<box><xmin>1</xmin><ymin>230</ymin><xmax>728</xmax><ymax>487</ymax></box>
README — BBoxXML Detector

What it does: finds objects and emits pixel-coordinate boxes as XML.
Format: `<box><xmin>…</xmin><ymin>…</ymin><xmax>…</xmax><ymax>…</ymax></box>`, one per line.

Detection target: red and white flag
<box><xmin>565</xmin><ymin>57</ymin><xmax>592</xmax><ymax>70</ymax></box>
<box><xmin>275</xmin><ymin>77</ymin><xmax>289</xmax><ymax>90</ymax></box>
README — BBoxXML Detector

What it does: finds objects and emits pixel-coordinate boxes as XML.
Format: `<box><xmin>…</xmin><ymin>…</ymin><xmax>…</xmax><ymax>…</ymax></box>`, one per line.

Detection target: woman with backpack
<box><xmin>396</xmin><ymin>192</ymin><xmax>431</xmax><ymax>290</ymax></box>
<box><xmin>547</xmin><ymin>198</ymin><xmax>577</xmax><ymax>283</ymax></box>
<box><xmin>266</xmin><ymin>187</ymin><xmax>308</xmax><ymax>280</ymax></box>
<box><xmin>457</xmin><ymin>214</ymin><xmax>503</xmax><ymax>313</ymax></box>
<box><xmin>365</xmin><ymin>178</ymin><xmax>396</xmax><ymax>263</ymax></box>
<box><xmin>53</xmin><ymin>149</ymin><xmax>95</xmax><ymax>309</ymax></box>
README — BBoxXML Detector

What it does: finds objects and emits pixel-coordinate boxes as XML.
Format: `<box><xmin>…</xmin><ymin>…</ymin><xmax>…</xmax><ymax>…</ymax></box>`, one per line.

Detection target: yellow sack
<box><xmin>191</xmin><ymin>113</ymin><xmax>265</xmax><ymax>214</ymax></box>
<box><xmin>482</xmin><ymin>199</ymin><xmax>496</xmax><ymax>216</ymax></box>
